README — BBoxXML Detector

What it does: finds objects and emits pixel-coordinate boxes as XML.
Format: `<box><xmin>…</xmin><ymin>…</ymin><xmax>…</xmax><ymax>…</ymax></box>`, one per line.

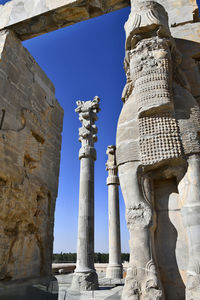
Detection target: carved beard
<box><xmin>128</xmin><ymin>36</ymin><xmax>182</xmax><ymax>167</ymax></box>
<box><xmin>129</xmin><ymin>36</ymin><xmax>173</xmax><ymax>117</ymax></box>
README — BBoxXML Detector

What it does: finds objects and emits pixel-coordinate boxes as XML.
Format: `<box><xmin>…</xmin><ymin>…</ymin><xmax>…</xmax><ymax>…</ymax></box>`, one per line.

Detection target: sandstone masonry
<box><xmin>0</xmin><ymin>29</ymin><xmax>63</xmax><ymax>298</ymax></box>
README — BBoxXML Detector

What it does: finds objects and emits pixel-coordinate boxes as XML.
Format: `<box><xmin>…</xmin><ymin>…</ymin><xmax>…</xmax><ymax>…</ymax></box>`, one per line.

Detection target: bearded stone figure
<box><xmin>116</xmin><ymin>1</ymin><xmax>200</xmax><ymax>299</ymax></box>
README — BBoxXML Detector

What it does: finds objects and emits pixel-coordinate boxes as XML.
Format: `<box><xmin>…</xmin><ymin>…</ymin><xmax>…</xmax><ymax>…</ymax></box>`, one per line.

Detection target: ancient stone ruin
<box><xmin>116</xmin><ymin>1</ymin><xmax>200</xmax><ymax>299</ymax></box>
<box><xmin>71</xmin><ymin>97</ymin><xmax>100</xmax><ymax>292</ymax></box>
<box><xmin>0</xmin><ymin>0</ymin><xmax>199</xmax><ymax>299</ymax></box>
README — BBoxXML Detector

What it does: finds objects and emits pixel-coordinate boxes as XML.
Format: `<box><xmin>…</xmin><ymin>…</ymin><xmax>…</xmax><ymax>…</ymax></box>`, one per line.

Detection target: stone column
<box><xmin>179</xmin><ymin>154</ymin><xmax>200</xmax><ymax>300</ymax></box>
<box><xmin>71</xmin><ymin>96</ymin><xmax>100</xmax><ymax>292</ymax></box>
<box><xmin>106</xmin><ymin>145</ymin><xmax>123</xmax><ymax>279</ymax></box>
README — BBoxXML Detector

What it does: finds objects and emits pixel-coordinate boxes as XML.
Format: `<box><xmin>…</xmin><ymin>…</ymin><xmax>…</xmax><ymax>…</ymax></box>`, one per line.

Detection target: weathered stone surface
<box><xmin>0</xmin><ymin>276</ymin><xmax>58</xmax><ymax>300</ymax></box>
<box><xmin>116</xmin><ymin>1</ymin><xmax>200</xmax><ymax>299</ymax></box>
<box><xmin>106</xmin><ymin>145</ymin><xmax>123</xmax><ymax>280</ymax></box>
<box><xmin>175</xmin><ymin>38</ymin><xmax>200</xmax><ymax>101</ymax></box>
<box><xmin>172</xmin><ymin>23</ymin><xmax>200</xmax><ymax>43</ymax></box>
<box><xmin>0</xmin><ymin>29</ymin><xmax>63</xmax><ymax>289</ymax></box>
<box><xmin>178</xmin><ymin>155</ymin><xmax>200</xmax><ymax>300</ymax></box>
<box><xmin>0</xmin><ymin>0</ymin><xmax>129</xmax><ymax>40</ymax></box>
<box><xmin>0</xmin><ymin>0</ymin><xmax>198</xmax><ymax>40</ymax></box>
<box><xmin>154</xmin><ymin>179</ymin><xmax>187</xmax><ymax>299</ymax></box>
<box><xmin>71</xmin><ymin>97</ymin><xmax>100</xmax><ymax>292</ymax></box>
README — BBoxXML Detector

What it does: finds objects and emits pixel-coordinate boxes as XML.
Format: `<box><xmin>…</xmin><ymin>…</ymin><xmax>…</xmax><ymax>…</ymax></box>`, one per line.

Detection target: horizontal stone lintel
<box><xmin>0</xmin><ymin>0</ymin><xmax>130</xmax><ymax>41</ymax></box>
<box><xmin>0</xmin><ymin>0</ymin><xmax>198</xmax><ymax>41</ymax></box>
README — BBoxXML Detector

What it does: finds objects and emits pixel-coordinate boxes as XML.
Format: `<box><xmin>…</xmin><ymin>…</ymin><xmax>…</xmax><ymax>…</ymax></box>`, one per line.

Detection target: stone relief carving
<box><xmin>116</xmin><ymin>1</ymin><xmax>200</xmax><ymax>299</ymax></box>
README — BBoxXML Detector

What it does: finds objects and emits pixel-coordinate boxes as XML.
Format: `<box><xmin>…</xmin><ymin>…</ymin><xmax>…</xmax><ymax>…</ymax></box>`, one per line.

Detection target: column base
<box><xmin>70</xmin><ymin>271</ymin><xmax>99</xmax><ymax>292</ymax></box>
<box><xmin>106</xmin><ymin>264</ymin><xmax>123</xmax><ymax>279</ymax></box>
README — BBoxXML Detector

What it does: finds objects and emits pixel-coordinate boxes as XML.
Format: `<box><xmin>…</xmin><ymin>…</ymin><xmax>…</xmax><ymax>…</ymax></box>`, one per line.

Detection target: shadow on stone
<box><xmin>154</xmin><ymin>178</ymin><xmax>186</xmax><ymax>299</ymax></box>
<box><xmin>0</xmin><ymin>276</ymin><xmax>58</xmax><ymax>300</ymax></box>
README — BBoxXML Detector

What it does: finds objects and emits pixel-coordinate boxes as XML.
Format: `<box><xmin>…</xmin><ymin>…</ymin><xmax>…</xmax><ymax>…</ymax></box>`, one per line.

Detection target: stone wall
<box><xmin>0</xmin><ymin>30</ymin><xmax>63</xmax><ymax>286</ymax></box>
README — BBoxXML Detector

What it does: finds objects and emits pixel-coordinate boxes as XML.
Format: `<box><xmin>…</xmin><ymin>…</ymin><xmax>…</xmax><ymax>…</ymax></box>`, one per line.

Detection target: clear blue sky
<box><xmin>28</xmin><ymin>8</ymin><xmax>130</xmax><ymax>253</ymax></box>
<box><xmin>0</xmin><ymin>0</ymin><xmax>200</xmax><ymax>254</ymax></box>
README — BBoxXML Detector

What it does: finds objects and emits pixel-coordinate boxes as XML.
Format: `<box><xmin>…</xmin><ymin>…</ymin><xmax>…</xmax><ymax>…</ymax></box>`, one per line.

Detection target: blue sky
<box><xmin>32</xmin><ymin>8</ymin><xmax>130</xmax><ymax>253</ymax></box>
<box><xmin>0</xmin><ymin>0</ymin><xmax>200</xmax><ymax>253</ymax></box>
<box><xmin>24</xmin><ymin>8</ymin><xmax>131</xmax><ymax>253</ymax></box>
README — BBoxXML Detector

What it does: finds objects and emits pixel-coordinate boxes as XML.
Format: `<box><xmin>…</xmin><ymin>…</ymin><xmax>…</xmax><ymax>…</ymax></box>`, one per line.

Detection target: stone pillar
<box><xmin>179</xmin><ymin>154</ymin><xmax>200</xmax><ymax>300</ymax></box>
<box><xmin>71</xmin><ymin>96</ymin><xmax>100</xmax><ymax>292</ymax></box>
<box><xmin>106</xmin><ymin>145</ymin><xmax>123</xmax><ymax>279</ymax></box>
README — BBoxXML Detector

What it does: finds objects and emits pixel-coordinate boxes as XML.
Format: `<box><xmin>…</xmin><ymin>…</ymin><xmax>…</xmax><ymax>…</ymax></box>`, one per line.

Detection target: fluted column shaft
<box><xmin>106</xmin><ymin>145</ymin><xmax>123</xmax><ymax>279</ymax></box>
<box><xmin>76</xmin><ymin>150</ymin><xmax>95</xmax><ymax>273</ymax></box>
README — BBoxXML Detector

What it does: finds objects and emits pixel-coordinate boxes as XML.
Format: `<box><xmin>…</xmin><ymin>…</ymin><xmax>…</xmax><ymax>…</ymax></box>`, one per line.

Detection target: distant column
<box><xmin>71</xmin><ymin>96</ymin><xmax>100</xmax><ymax>292</ymax></box>
<box><xmin>106</xmin><ymin>145</ymin><xmax>123</xmax><ymax>279</ymax></box>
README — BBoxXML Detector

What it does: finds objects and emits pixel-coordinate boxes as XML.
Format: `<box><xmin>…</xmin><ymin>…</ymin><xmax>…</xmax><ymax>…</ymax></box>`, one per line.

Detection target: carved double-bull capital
<box><xmin>75</xmin><ymin>96</ymin><xmax>100</xmax><ymax>160</ymax></box>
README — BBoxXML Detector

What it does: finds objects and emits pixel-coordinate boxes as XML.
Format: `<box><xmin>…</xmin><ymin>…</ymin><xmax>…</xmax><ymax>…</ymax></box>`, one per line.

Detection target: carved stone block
<box><xmin>116</xmin><ymin>1</ymin><xmax>200</xmax><ymax>299</ymax></box>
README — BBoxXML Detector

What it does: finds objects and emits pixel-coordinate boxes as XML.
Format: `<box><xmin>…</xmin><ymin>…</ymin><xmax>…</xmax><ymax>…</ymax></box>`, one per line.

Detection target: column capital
<box><xmin>106</xmin><ymin>145</ymin><xmax>119</xmax><ymax>185</ymax></box>
<box><xmin>75</xmin><ymin>96</ymin><xmax>100</xmax><ymax>160</ymax></box>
